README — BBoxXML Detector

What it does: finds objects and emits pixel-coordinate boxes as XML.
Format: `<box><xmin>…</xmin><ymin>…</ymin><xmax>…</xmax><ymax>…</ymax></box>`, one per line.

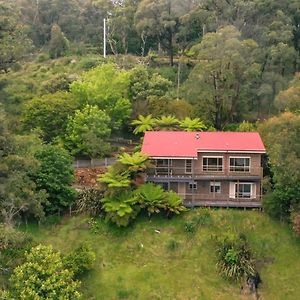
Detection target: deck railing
<box><xmin>148</xmin><ymin>166</ymin><xmax>263</xmax><ymax>177</ymax></box>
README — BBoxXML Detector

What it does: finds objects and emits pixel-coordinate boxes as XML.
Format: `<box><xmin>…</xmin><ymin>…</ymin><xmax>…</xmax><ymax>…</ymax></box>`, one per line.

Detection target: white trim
<box><xmin>198</xmin><ymin>150</ymin><xmax>266</xmax><ymax>154</ymax></box>
<box><xmin>150</xmin><ymin>156</ymin><xmax>197</xmax><ymax>160</ymax></box>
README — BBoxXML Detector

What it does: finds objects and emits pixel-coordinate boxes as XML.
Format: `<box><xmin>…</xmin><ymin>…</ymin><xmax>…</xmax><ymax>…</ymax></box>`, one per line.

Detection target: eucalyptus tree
<box><xmin>184</xmin><ymin>26</ymin><xmax>260</xmax><ymax>129</ymax></box>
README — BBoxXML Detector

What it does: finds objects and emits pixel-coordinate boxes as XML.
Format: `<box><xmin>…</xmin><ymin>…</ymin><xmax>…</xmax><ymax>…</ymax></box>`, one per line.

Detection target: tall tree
<box><xmin>49</xmin><ymin>24</ymin><xmax>69</xmax><ymax>58</ymax></box>
<box><xmin>65</xmin><ymin>105</ymin><xmax>111</xmax><ymax>157</ymax></box>
<box><xmin>259</xmin><ymin>112</ymin><xmax>300</xmax><ymax>219</ymax></box>
<box><xmin>32</xmin><ymin>145</ymin><xmax>76</xmax><ymax>215</ymax></box>
<box><xmin>0</xmin><ymin>109</ymin><xmax>46</xmax><ymax>225</ymax></box>
<box><xmin>135</xmin><ymin>0</ymin><xmax>179</xmax><ymax>66</ymax></box>
<box><xmin>0</xmin><ymin>1</ymin><xmax>32</xmax><ymax>71</ymax></box>
<box><xmin>183</xmin><ymin>26</ymin><xmax>260</xmax><ymax>129</ymax></box>
<box><xmin>70</xmin><ymin>64</ymin><xmax>132</xmax><ymax>130</ymax></box>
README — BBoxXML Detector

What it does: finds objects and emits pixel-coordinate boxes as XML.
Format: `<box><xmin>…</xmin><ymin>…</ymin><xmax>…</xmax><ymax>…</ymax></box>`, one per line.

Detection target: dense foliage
<box><xmin>9</xmin><ymin>245</ymin><xmax>81</xmax><ymax>299</ymax></box>
<box><xmin>32</xmin><ymin>145</ymin><xmax>76</xmax><ymax>215</ymax></box>
<box><xmin>98</xmin><ymin>152</ymin><xmax>185</xmax><ymax>226</ymax></box>
<box><xmin>214</xmin><ymin>234</ymin><xmax>256</xmax><ymax>282</ymax></box>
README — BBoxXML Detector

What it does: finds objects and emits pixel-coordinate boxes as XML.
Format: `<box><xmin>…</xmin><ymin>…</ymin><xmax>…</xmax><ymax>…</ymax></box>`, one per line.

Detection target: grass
<box><xmin>20</xmin><ymin>209</ymin><xmax>300</xmax><ymax>300</ymax></box>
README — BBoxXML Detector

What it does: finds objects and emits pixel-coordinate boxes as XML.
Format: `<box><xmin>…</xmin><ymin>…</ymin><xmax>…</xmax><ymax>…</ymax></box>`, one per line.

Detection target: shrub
<box><xmin>102</xmin><ymin>191</ymin><xmax>140</xmax><ymax>227</ymax></box>
<box><xmin>76</xmin><ymin>188</ymin><xmax>104</xmax><ymax>216</ymax></box>
<box><xmin>166</xmin><ymin>239</ymin><xmax>179</xmax><ymax>251</ymax></box>
<box><xmin>184</xmin><ymin>220</ymin><xmax>197</xmax><ymax>234</ymax></box>
<box><xmin>194</xmin><ymin>210</ymin><xmax>212</xmax><ymax>226</ymax></box>
<box><xmin>135</xmin><ymin>183</ymin><xmax>166</xmax><ymax>216</ymax></box>
<box><xmin>32</xmin><ymin>144</ymin><xmax>76</xmax><ymax>215</ymax></box>
<box><xmin>88</xmin><ymin>218</ymin><xmax>102</xmax><ymax>234</ymax></box>
<box><xmin>36</xmin><ymin>53</ymin><xmax>49</xmax><ymax>62</ymax></box>
<box><xmin>64</xmin><ymin>243</ymin><xmax>96</xmax><ymax>276</ymax></box>
<box><xmin>164</xmin><ymin>191</ymin><xmax>186</xmax><ymax>217</ymax></box>
<box><xmin>0</xmin><ymin>224</ymin><xmax>34</xmax><ymax>270</ymax></box>
<box><xmin>291</xmin><ymin>211</ymin><xmax>300</xmax><ymax>237</ymax></box>
<box><xmin>9</xmin><ymin>245</ymin><xmax>81</xmax><ymax>299</ymax></box>
<box><xmin>214</xmin><ymin>234</ymin><xmax>256</xmax><ymax>282</ymax></box>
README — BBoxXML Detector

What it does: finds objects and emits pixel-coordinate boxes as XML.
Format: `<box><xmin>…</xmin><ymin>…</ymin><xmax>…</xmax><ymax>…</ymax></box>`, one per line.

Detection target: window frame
<box><xmin>210</xmin><ymin>181</ymin><xmax>221</xmax><ymax>194</ymax></box>
<box><xmin>229</xmin><ymin>156</ymin><xmax>251</xmax><ymax>172</ymax></box>
<box><xmin>185</xmin><ymin>159</ymin><xmax>192</xmax><ymax>174</ymax></box>
<box><xmin>235</xmin><ymin>182</ymin><xmax>253</xmax><ymax>199</ymax></box>
<box><xmin>188</xmin><ymin>181</ymin><xmax>197</xmax><ymax>190</ymax></box>
<box><xmin>202</xmin><ymin>156</ymin><xmax>224</xmax><ymax>172</ymax></box>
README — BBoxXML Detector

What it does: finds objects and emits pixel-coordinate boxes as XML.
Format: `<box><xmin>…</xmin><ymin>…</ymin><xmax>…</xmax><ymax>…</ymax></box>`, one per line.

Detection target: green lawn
<box><xmin>21</xmin><ymin>209</ymin><xmax>300</xmax><ymax>300</ymax></box>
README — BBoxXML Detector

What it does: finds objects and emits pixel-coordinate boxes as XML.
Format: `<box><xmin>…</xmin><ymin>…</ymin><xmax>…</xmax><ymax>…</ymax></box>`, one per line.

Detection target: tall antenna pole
<box><xmin>103</xmin><ymin>18</ymin><xmax>107</xmax><ymax>58</ymax></box>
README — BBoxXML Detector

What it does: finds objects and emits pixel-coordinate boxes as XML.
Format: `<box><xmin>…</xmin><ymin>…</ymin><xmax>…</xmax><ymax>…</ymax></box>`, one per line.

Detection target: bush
<box><xmin>0</xmin><ymin>225</ymin><xmax>34</xmax><ymax>270</ymax></box>
<box><xmin>184</xmin><ymin>220</ymin><xmax>197</xmax><ymax>234</ymax></box>
<box><xmin>36</xmin><ymin>53</ymin><xmax>49</xmax><ymax>62</ymax></box>
<box><xmin>64</xmin><ymin>243</ymin><xmax>96</xmax><ymax>276</ymax></box>
<box><xmin>194</xmin><ymin>210</ymin><xmax>212</xmax><ymax>226</ymax></box>
<box><xmin>214</xmin><ymin>234</ymin><xmax>256</xmax><ymax>282</ymax></box>
<box><xmin>33</xmin><ymin>145</ymin><xmax>76</xmax><ymax>215</ymax></box>
<box><xmin>9</xmin><ymin>245</ymin><xmax>81</xmax><ymax>299</ymax></box>
<box><xmin>76</xmin><ymin>188</ymin><xmax>104</xmax><ymax>216</ymax></box>
<box><xmin>291</xmin><ymin>211</ymin><xmax>300</xmax><ymax>237</ymax></box>
<box><xmin>166</xmin><ymin>239</ymin><xmax>179</xmax><ymax>251</ymax></box>
<box><xmin>263</xmin><ymin>192</ymin><xmax>290</xmax><ymax>220</ymax></box>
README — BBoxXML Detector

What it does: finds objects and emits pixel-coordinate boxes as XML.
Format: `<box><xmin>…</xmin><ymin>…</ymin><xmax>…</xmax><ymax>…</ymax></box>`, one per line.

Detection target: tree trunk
<box><xmin>168</xmin><ymin>29</ymin><xmax>174</xmax><ymax>67</ymax></box>
<box><xmin>213</xmin><ymin>75</ymin><xmax>222</xmax><ymax>130</ymax></box>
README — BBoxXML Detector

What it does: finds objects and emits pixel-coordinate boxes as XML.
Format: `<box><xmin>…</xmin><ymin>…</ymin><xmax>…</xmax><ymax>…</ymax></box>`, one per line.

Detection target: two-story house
<box><xmin>141</xmin><ymin>131</ymin><xmax>266</xmax><ymax>208</ymax></box>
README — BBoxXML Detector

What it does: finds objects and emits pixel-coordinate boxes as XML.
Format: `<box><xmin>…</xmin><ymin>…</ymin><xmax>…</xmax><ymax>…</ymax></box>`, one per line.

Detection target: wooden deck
<box><xmin>184</xmin><ymin>200</ymin><xmax>262</xmax><ymax>208</ymax></box>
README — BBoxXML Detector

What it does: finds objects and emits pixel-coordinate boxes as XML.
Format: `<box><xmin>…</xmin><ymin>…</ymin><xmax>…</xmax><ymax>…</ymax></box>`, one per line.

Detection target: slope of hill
<box><xmin>21</xmin><ymin>209</ymin><xmax>300</xmax><ymax>299</ymax></box>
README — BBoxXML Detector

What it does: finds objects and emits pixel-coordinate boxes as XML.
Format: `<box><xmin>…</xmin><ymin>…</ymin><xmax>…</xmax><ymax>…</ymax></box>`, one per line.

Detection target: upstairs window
<box><xmin>230</xmin><ymin>157</ymin><xmax>250</xmax><ymax>172</ymax></box>
<box><xmin>156</xmin><ymin>159</ymin><xmax>172</xmax><ymax>167</ymax></box>
<box><xmin>203</xmin><ymin>157</ymin><xmax>223</xmax><ymax>172</ymax></box>
<box><xmin>185</xmin><ymin>159</ymin><xmax>192</xmax><ymax>173</ymax></box>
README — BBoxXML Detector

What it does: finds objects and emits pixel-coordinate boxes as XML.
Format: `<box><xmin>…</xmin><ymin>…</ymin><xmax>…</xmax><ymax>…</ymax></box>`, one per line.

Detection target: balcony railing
<box><xmin>178</xmin><ymin>193</ymin><xmax>262</xmax><ymax>201</ymax></box>
<box><xmin>148</xmin><ymin>166</ymin><xmax>263</xmax><ymax>177</ymax></box>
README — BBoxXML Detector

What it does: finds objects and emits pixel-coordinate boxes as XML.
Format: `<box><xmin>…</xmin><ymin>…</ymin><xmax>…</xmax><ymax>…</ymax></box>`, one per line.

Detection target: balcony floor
<box><xmin>184</xmin><ymin>200</ymin><xmax>262</xmax><ymax>208</ymax></box>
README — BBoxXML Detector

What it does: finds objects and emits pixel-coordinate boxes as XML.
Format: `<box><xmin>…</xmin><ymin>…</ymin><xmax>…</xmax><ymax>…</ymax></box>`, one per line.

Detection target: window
<box><xmin>210</xmin><ymin>182</ymin><xmax>221</xmax><ymax>193</ymax></box>
<box><xmin>185</xmin><ymin>159</ymin><xmax>192</xmax><ymax>173</ymax></box>
<box><xmin>158</xmin><ymin>182</ymin><xmax>169</xmax><ymax>191</ymax></box>
<box><xmin>203</xmin><ymin>157</ymin><xmax>223</xmax><ymax>172</ymax></box>
<box><xmin>155</xmin><ymin>159</ymin><xmax>172</xmax><ymax>176</ymax></box>
<box><xmin>188</xmin><ymin>181</ymin><xmax>197</xmax><ymax>190</ymax></box>
<box><xmin>235</xmin><ymin>183</ymin><xmax>252</xmax><ymax>198</ymax></box>
<box><xmin>230</xmin><ymin>157</ymin><xmax>250</xmax><ymax>172</ymax></box>
<box><xmin>156</xmin><ymin>159</ymin><xmax>172</xmax><ymax>167</ymax></box>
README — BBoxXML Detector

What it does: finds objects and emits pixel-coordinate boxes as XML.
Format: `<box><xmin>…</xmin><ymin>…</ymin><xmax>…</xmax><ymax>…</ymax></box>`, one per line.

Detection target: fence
<box><xmin>73</xmin><ymin>157</ymin><xmax>117</xmax><ymax>168</ymax></box>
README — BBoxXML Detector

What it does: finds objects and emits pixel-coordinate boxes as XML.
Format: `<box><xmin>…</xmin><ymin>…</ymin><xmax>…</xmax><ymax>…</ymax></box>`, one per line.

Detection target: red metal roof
<box><xmin>141</xmin><ymin>131</ymin><xmax>266</xmax><ymax>158</ymax></box>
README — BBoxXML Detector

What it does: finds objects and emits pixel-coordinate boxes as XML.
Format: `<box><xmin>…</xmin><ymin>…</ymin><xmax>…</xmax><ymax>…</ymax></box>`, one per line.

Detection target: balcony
<box><xmin>180</xmin><ymin>193</ymin><xmax>262</xmax><ymax>208</ymax></box>
<box><xmin>147</xmin><ymin>166</ymin><xmax>263</xmax><ymax>181</ymax></box>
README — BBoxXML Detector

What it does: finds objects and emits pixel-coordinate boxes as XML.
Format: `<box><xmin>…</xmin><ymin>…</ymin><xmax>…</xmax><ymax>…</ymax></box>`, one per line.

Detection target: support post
<box><xmin>103</xmin><ymin>18</ymin><xmax>107</xmax><ymax>58</ymax></box>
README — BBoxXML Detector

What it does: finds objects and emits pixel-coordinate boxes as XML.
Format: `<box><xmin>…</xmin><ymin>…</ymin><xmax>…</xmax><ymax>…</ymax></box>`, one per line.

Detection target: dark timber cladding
<box><xmin>141</xmin><ymin>131</ymin><xmax>266</xmax><ymax>208</ymax></box>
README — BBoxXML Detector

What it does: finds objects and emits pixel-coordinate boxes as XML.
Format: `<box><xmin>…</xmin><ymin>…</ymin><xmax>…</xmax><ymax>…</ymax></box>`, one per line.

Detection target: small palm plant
<box><xmin>135</xmin><ymin>183</ymin><xmax>166</xmax><ymax>216</ymax></box>
<box><xmin>118</xmin><ymin>152</ymin><xmax>150</xmax><ymax>173</ymax></box>
<box><xmin>132</xmin><ymin>114</ymin><xmax>157</xmax><ymax>134</ymax></box>
<box><xmin>98</xmin><ymin>165</ymin><xmax>131</xmax><ymax>189</ymax></box>
<box><xmin>164</xmin><ymin>191</ymin><xmax>186</xmax><ymax>216</ymax></box>
<box><xmin>155</xmin><ymin>115</ymin><xmax>179</xmax><ymax>130</ymax></box>
<box><xmin>179</xmin><ymin>117</ymin><xmax>207</xmax><ymax>132</ymax></box>
<box><xmin>101</xmin><ymin>191</ymin><xmax>139</xmax><ymax>227</ymax></box>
